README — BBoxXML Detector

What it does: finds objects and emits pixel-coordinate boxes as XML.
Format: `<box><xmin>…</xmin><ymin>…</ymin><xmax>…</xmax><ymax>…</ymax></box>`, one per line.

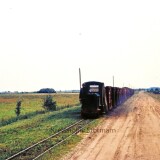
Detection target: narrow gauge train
<box><xmin>79</xmin><ymin>81</ymin><xmax>134</xmax><ymax>117</ymax></box>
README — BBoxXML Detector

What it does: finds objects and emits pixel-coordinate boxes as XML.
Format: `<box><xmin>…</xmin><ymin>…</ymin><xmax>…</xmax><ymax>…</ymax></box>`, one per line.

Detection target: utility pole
<box><xmin>113</xmin><ymin>76</ymin><xmax>114</xmax><ymax>87</ymax></box>
<box><xmin>113</xmin><ymin>75</ymin><xmax>115</xmax><ymax>107</ymax></box>
<box><xmin>79</xmin><ymin>68</ymin><xmax>81</xmax><ymax>90</ymax></box>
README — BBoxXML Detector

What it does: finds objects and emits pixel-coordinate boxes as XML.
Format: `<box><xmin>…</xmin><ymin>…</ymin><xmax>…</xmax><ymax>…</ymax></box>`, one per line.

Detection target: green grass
<box><xmin>40</xmin><ymin>118</ymin><xmax>102</xmax><ymax>160</ymax></box>
<box><xmin>0</xmin><ymin>106</ymin><xmax>81</xmax><ymax>159</ymax></box>
<box><xmin>0</xmin><ymin>93</ymin><xmax>79</xmax><ymax>126</ymax></box>
<box><xmin>0</xmin><ymin>93</ymin><xmax>80</xmax><ymax>159</ymax></box>
<box><xmin>0</xmin><ymin>93</ymin><xmax>103</xmax><ymax>160</ymax></box>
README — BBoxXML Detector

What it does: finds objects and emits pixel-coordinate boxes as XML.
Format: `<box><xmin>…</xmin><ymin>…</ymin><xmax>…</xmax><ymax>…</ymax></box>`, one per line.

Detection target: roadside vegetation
<box><xmin>0</xmin><ymin>93</ymin><xmax>103</xmax><ymax>160</ymax></box>
<box><xmin>42</xmin><ymin>118</ymin><xmax>102</xmax><ymax>160</ymax></box>
<box><xmin>0</xmin><ymin>106</ymin><xmax>81</xmax><ymax>159</ymax></box>
<box><xmin>43</xmin><ymin>95</ymin><xmax>57</xmax><ymax>111</ymax></box>
<box><xmin>0</xmin><ymin>93</ymin><xmax>80</xmax><ymax>159</ymax></box>
<box><xmin>147</xmin><ymin>92</ymin><xmax>160</xmax><ymax>102</ymax></box>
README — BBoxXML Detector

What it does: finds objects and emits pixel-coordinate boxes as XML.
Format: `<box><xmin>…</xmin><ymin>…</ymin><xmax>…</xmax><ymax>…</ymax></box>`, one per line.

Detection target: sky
<box><xmin>0</xmin><ymin>0</ymin><xmax>160</xmax><ymax>91</ymax></box>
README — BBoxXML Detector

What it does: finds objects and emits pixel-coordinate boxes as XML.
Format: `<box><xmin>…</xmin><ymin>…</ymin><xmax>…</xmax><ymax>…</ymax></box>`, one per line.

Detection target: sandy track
<box><xmin>62</xmin><ymin>92</ymin><xmax>160</xmax><ymax>160</ymax></box>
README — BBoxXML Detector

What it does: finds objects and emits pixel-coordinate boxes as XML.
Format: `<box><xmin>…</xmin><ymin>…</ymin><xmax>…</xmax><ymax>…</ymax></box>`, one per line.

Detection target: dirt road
<box><xmin>63</xmin><ymin>92</ymin><xmax>160</xmax><ymax>160</ymax></box>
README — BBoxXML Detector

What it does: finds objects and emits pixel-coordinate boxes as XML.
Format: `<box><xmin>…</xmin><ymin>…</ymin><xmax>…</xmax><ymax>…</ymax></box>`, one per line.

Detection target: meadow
<box><xmin>0</xmin><ymin>93</ymin><xmax>82</xmax><ymax>159</ymax></box>
<box><xmin>0</xmin><ymin>93</ymin><xmax>80</xmax><ymax>126</ymax></box>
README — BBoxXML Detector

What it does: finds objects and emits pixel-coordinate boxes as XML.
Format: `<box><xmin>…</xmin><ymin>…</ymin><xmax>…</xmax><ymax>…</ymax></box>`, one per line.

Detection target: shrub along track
<box><xmin>5</xmin><ymin>119</ymin><xmax>94</xmax><ymax>160</ymax></box>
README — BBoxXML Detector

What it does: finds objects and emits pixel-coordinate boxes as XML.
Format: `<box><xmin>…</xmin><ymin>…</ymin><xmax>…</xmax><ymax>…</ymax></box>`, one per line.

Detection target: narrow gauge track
<box><xmin>6</xmin><ymin>119</ymin><xmax>94</xmax><ymax>160</ymax></box>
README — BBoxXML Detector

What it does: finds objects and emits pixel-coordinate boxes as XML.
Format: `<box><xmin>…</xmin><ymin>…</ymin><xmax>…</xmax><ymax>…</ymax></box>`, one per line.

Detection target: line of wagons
<box><xmin>79</xmin><ymin>81</ymin><xmax>134</xmax><ymax>117</ymax></box>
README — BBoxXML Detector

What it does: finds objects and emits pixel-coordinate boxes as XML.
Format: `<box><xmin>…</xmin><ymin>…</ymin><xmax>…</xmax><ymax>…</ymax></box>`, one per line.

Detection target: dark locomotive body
<box><xmin>79</xmin><ymin>81</ymin><xmax>108</xmax><ymax>117</ymax></box>
<box><xmin>80</xmin><ymin>81</ymin><xmax>134</xmax><ymax>118</ymax></box>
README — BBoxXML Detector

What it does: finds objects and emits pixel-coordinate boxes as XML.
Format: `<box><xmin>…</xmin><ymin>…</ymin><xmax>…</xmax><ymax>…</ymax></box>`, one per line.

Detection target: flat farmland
<box><xmin>0</xmin><ymin>93</ymin><xmax>85</xmax><ymax>160</ymax></box>
<box><xmin>3</xmin><ymin>92</ymin><xmax>159</xmax><ymax>160</ymax></box>
<box><xmin>0</xmin><ymin>93</ymin><xmax>80</xmax><ymax>124</ymax></box>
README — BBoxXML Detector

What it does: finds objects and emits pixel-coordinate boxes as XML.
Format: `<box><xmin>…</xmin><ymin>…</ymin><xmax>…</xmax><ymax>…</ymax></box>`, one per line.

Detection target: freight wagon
<box><xmin>79</xmin><ymin>81</ymin><xmax>134</xmax><ymax>118</ymax></box>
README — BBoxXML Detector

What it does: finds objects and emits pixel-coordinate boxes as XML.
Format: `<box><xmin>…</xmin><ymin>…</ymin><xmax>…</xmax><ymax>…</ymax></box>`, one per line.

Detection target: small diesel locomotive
<box><xmin>79</xmin><ymin>81</ymin><xmax>134</xmax><ymax>117</ymax></box>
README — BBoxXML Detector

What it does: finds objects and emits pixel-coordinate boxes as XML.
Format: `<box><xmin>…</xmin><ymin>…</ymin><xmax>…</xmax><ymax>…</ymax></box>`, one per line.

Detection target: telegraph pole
<box><xmin>79</xmin><ymin>68</ymin><xmax>82</xmax><ymax>90</ymax></box>
<box><xmin>113</xmin><ymin>76</ymin><xmax>115</xmax><ymax>107</ymax></box>
<box><xmin>113</xmin><ymin>76</ymin><xmax>114</xmax><ymax>87</ymax></box>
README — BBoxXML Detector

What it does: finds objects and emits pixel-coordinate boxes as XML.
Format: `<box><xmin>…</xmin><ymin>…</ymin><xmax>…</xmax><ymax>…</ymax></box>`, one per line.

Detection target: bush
<box><xmin>43</xmin><ymin>95</ymin><xmax>56</xmax><ymax>111</ymax></box>
<box><xmin>15</xmin><ymin>100</ymin><xmax>22</xmax><ymax>117</ymax></box>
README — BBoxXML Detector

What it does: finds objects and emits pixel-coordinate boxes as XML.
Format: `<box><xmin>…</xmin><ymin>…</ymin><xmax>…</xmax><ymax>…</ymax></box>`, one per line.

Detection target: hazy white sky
<box><xmin>0</xmin><ymin>0</ymin><xmax>160</xmax><ymax>91</ymax></box>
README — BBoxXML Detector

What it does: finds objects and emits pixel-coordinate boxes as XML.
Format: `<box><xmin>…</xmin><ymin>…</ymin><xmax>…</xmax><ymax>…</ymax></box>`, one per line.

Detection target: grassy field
<box><xmin>0</xmin><ymin>106</ymin><xmax>82</xmax><ymax>159</ymax></box>
<box><xmin>0</xmin><ymin>93</ymin><xmax>79</xmax><ymax>126</ymax></box>
<box><xmin>0</xmin><ymin>93</ymin><xmax>81</xmax><ymax>159</ymax></box>
<box><xmin>0</xmin><ymin>93</ymin><xmax>102</xmax><ymax>160</ymax></box>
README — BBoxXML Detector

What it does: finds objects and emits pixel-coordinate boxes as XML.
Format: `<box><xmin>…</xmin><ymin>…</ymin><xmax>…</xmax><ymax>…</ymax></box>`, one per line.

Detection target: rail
<box><xmin>6</xmin><ymin>119</ymin><xmax>94</xmax><ymax>160</ymax></box>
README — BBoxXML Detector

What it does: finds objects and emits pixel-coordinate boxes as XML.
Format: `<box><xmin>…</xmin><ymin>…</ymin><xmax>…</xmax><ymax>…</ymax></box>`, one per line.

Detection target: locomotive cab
<box><xmin>80</xmin><ymin>81</ymin><xmax>108</xmax><ymax>117</ymax></box>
